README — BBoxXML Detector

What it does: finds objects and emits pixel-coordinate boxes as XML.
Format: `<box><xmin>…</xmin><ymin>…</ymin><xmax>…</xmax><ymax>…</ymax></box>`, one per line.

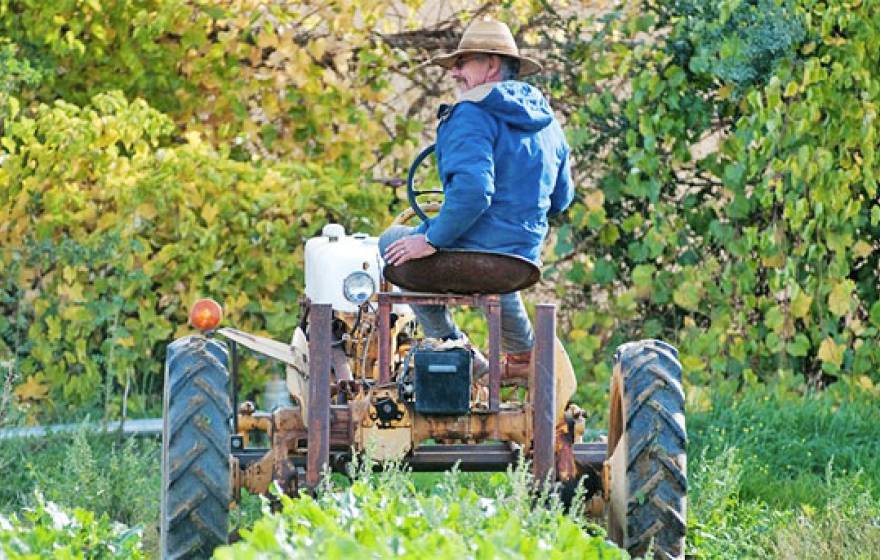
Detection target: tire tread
<box><xmin>161</xmin><ymin>336</ymin><xmax>231</xmax><ymax>560</ymax></box>
<box><xmin>613</xmin><ymin>339</ymin><xmax>687</xmax><ymax>559</ymax></box>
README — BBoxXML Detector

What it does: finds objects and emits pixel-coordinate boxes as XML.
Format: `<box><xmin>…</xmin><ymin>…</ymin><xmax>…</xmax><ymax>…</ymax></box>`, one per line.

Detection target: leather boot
<box><xmin>500</xmin><ymin>349</ymin><xmax>532</xmax><ymax>387</ymax></box>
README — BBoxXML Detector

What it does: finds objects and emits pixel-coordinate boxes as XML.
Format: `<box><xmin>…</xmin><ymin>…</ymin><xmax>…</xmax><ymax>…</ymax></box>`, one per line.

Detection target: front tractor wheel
<box><xmin>606</xmin><ymin>340</ymin><xmax>687</xmax><ymax>559</ymax></box>
<box><xmin>160</xmin><ymin>336</ymin><xmax>232</xmax><ymax>559</ymax></box>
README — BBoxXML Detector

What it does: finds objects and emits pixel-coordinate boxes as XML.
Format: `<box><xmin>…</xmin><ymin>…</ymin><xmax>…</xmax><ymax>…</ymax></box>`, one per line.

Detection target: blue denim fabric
<box><xmin>379</xmin><ymin>225</ymin><xmax>534</xmax><ymax>353</ymax></box>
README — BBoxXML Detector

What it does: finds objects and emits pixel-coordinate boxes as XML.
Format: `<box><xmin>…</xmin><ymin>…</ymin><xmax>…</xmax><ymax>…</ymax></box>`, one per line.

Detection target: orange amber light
<box><xmin>189</xmin><ymin>298</ymin><xmax>223</xmax><ymax>331</ymax></box>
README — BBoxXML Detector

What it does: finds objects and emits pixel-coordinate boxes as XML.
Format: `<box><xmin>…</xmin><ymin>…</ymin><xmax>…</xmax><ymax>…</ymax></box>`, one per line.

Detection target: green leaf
<box><xmin>764</xmin><ymin>305</ymin><xmax>784</xmax><ymax>333</ymax></box>
<box><xmin>632</xmin><ymin>264</ymin><xmax>655</xmax><ymax>288</ymax></box>
<box><xmin>592</xmin><ymin>260</ymin><xmax>616</xmax><ymax>285</ymax></box>
<box><xmin>673</xmin><ymin>281</ymin><xmax>701</xmax><ymax>311</ymax></box>
<box><xmin>786</xmin><ymin>333</ymin><xmax>810</xmax><ymax>357</ymax></box>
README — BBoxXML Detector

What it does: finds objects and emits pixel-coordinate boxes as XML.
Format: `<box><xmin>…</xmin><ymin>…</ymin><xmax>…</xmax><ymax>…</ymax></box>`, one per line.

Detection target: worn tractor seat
<box><xmin>383</xmin><ymin>250</ymin><xmax>540</xmax><ymax>294</ymax></box>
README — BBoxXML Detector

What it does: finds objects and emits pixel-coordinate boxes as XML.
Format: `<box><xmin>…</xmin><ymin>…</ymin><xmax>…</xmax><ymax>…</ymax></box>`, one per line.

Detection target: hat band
<box><xmin>457</xmin><ymin>34</ymin><xmax>519</xmax><ymax>56</ymax></box>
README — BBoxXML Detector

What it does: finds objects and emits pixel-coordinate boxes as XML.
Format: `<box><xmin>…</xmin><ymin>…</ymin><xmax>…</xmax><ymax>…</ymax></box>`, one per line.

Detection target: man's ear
<box><xmin>489</xmin><ymin>54</ymin><xmax>502</xmax><ymax>76</ymax></box>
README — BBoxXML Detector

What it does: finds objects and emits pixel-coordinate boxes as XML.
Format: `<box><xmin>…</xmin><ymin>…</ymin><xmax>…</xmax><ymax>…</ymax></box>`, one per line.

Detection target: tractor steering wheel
<box><xmin>406</xmin><ymin>144</ymin><xmax>443</xmax><ymax>223</ymax></box>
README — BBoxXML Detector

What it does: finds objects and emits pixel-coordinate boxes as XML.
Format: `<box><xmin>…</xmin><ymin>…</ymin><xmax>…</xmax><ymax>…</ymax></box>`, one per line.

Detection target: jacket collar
<box><xmin>456</xmin><ymin>82</ymin><xmax>497</xmax><ymax>104</ymax></box>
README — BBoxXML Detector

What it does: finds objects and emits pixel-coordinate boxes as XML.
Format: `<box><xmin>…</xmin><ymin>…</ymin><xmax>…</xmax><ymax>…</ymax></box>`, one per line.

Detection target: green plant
<box><xmin>687</xmin><ymin>448</ymin><xmax>782</xmax><ymax>559</ymax></box>
<box><xmin>533</xmin><ymin>0</ymin><xmax>880</xmax><ymax>407</ymax></box>
<box><xmin>215</xmin><ymin>458</ymin><xmax>625</xmax><ymax>559</ymax></box>
<box><xmin>0</xmin><ymin>492</ymin><xmax>144</xmax><ymax>559</ymax></box>
<box><xmin>0</xmin><ymin>38</ymin><xmax>43</xmax><ymax>130</ymax></box>
<box><xmin>0</xmin><ymin>429</ymin><xmax>160</xmax><ymax>529</ymax></box>
<box><xmin>686</xmin><ymin>386</ymin><xmax>880</xmax><ymax>558</ymax></box>
<box><xmin>772</xmin><ymin>472</ymin><xmax>880</xmax><ymax>560</ymax></box>
<box><xmin>0</xmin><ymin>90</ymin><xmax>392</xmax><ymax>420</ymax></box>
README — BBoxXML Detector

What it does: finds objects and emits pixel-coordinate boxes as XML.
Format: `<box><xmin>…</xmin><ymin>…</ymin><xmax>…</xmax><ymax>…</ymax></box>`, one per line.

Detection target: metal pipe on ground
<box><xmin>0</xmin><ymin>418</ymin><xmax>163</xmax><ymax>440</ymax></box>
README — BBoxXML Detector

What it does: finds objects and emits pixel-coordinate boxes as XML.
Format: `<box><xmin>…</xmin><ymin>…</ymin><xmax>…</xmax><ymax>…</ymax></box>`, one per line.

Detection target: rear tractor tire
<box><xmin>606</xmin><ymin>340</ymin><xmax>687</xmax><ymax>559</ymax></box>
<box><xmin>160</xmin><ymin>336</ymin><xmax>232</xmax><ymax>559</ymax></box>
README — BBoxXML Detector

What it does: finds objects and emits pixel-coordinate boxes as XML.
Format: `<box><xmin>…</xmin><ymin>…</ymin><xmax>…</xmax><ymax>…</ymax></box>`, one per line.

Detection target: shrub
<box><xmin>0</xmin><ymin>428</ymin><xmax>160</xmax><ymax>529</ymax></box>
<box><xmin>215</xmin><ymin>460</ymin><xmax>625</xmax><ymax>559</ymax></box>
<box><xmin>0</xmin><ymin>493</ymin><xmax>144</xmax><ymax>559</ymax></box>
<box><xmin>536</xmin><ymin>0</ymin><xmax>880</xmax><ymax>408</ymax></box>
<box><xmin>0</xmin><ymin>90</ymin><xmax>388</xmax><ymax>420</ymax></box>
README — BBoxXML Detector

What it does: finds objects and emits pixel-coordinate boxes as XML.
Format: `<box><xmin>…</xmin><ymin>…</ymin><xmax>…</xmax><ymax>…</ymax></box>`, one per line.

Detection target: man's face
<box><xmin>451</xmin><ymin>54</ymin><xmax>495</xmax><ymax>93</ymax></box>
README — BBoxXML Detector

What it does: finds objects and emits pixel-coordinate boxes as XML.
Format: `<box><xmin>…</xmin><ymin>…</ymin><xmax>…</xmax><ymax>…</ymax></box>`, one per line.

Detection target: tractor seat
<box><xmin>383</xmin><ymin>250</ymin><xmax>540</xmax><ymax>294</ymax></box>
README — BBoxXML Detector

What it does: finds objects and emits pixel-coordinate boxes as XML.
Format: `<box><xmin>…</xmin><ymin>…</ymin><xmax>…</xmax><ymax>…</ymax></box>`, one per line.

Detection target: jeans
<box><xmin>378</xmin><ymin>225</ymin><xmax>534</xmax><ymax>353</ymax></box>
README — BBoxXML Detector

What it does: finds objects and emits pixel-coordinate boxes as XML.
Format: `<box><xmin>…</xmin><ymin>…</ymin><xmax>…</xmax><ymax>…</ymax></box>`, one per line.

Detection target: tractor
<box><xmin>159</xmin><ymin>146</ymin><xmax>687</xmax><ymax>559</ymax></box>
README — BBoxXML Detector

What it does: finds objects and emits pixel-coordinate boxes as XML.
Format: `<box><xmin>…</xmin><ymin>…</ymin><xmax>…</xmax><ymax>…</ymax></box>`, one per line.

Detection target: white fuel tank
<box><xmin>304</xmin><ymin>224</ymin><xmax>384</xmax><ymax>313</ymax></box>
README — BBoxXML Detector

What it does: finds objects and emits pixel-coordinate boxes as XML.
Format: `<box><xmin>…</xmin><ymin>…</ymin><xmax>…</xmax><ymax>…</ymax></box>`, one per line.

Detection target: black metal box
<box><xmin>413</xmin><ymin>348</ymin><xmax>472</xmax><ymax>415</ymax></box>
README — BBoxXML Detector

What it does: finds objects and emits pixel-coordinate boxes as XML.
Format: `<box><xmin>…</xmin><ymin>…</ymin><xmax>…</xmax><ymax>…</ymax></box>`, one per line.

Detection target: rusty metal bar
<box><xmin>572</xmin><ymin>442</ymin><xmax>607</xmax><ymax>469</ymax></box>
<box><xmin>404</xmin><ymin>442</ymin><xmax>605</xmax><ymax>472</ymax></box>
<box><xmin>532</xmin><ymin>304</ymin><xmax>556</xmax><ymax>484</ymax></box>
<box><xmin>409</xmin><ymin>443</ymin><xmax>518</xmax><ymax>471</ymax></box>
<box><xmin>306</xmin><ymin>303</ymin><xmax>332</xmax><ymax>489</ymax></box>
<box><xmin>378</xmin><ymin>292</ymin><xmax>484</xmax><ymax>307</ymax></box>
<box><xmin>329</xmin><ymin>405</ymin><xmax>354</xmax><ymax>446</ymax></box>
<box><xmin>377</xmin><ymin>295</ymin><xmax>392</xmax><ymax>384</ymax></box>
<box><xmin>485</xmin><ymin>295</ymin><xmax>502</xmax><ymax>412</ymax></box>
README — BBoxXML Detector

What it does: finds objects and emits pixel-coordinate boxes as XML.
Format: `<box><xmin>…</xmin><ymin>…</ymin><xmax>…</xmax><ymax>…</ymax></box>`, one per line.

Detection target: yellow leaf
<box><xmin>828</xmin><ymin>280</ymin><xmax>854</xmax><ymax>317</ymax></box>
<box><xmin>14</xmin><ymin>376</ymin><xmax>49</xmax><ymax>402</ymax></box>
<box><xmin>848</xmin><ymin>317</ymin><xmax>865</xmax><ymax>336</ymax></box>
<box><xmin>61</xmin><ymin>305</ymin><xmax>85</xmax><ymax>322</ymax></box>
<box><xmin>680</xmin><ymin>354</ymin><xmax>705</xmax><ymax>372</ymax></box>
<box><xmin>761</xmin><ymin>252</ymin><xmax>785</xmax><ymax>268</ymax></box>
<box><xmin>817</xmin><ymin>337</ymin><xmax>844</xmax><ymax>367</ymax></box>
<box><xmin>523</xmin><ymin>30</ymin><xmax>540</xmax><ymax>46</ymax></box>
<box><xmin>136</xmin><ymin>203</ymin><xmax>158</xmax><ymax>220</ymax></box>
<box><xmin>569</xmin><ymin>329</ymin><xmax>587</xmax><ymax>341</ymax></box>
<box><xmin>117</xmin><ymin>336</ymin><xmax>135</xmax><ymax>348</ymax></box>
<box><xmin>584</xmin><ymin>189</ymin><xmax>604</xmax><ymax>211</ymax></box>
<box><xmin>307</xmin><ymin>38</ymin><xmax>327</xmax><ymax>60</ymax></box>
<box><xmin>853</xmin><ymin>240</ymin><xmax>873</xmax><ymax>259</ymax></box>
<box><xmin>59</xmin><ymin>283</ymin><xmax>85</xmax><ymax>303</ymax></box>
<box><xmin>1</xmin><ymin>136</ymin><xmax>16</xmax><ymax>152</ymax></box>
<box><xmin>62</xmin><ymin>266</ymin><xmax>77</xmax><ymax>283</ymax></box>
<box><xmin>857</xmin><ymin>375</ymin><xmax>874</xmax><ymax>391</ymax></box>
<box><xmin>791</xmin><ymin>290</ymin><xmax>813</xmax><ymax>319</ymax></box>
<box><xmin>201</xmin><ymin>203</ymin><xmax>219</xmax><ymax>225</ymax></box>
<box><xmin>257</xmin><ymin>29</ymin><xmax>278</xmax><ymax>50</ymax></box>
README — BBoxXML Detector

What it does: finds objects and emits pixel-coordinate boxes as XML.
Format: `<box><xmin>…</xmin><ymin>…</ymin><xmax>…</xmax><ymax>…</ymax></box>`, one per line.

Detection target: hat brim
<box><xmin>430</xmin><ymin>49</ymin><xmax>543</xmax><ymax>77</ymax></box>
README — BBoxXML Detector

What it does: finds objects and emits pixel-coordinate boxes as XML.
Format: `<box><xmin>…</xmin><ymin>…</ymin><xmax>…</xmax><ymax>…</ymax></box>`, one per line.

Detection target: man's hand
<box><xmin>384</xmin><ymin>234</ymin><xmax>437</xmax><ymax>266</ymax></box>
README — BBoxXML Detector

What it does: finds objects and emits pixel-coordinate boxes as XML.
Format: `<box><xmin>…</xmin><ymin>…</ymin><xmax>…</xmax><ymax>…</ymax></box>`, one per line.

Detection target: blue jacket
<box><xmin>417</xmin><ymin>80</ymin><xmax>573</xmax><ymax>264</ymax></box>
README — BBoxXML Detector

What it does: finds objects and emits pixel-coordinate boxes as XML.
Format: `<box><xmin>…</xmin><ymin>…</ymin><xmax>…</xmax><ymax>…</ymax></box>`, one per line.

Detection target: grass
<box><xmin>1</xmin><ymin>387</ymin><xmax>878</xmax><ymax>558</ymax></box>
<box><xmin>0</xmin><ymin>428</ymin><xmax>161</xmax><ymax>554</ymax></box>
<box><xmin>686</xmin><ymin>390</ymin><xmax>880</xmax><ymax>559</ymax></box>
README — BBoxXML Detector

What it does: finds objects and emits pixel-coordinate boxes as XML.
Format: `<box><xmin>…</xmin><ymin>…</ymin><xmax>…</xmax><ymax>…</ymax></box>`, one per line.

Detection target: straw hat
<box><xmin>431</xmin><ymin>18</ymin><xmax>542</xmax><ymax>77</ymax></box>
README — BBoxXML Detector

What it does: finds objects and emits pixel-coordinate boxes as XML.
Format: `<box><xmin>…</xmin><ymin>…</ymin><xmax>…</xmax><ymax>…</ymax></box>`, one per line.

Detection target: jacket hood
<box><xmin>457</xmin><ymin>81</ymin><xmax>552</xmax><ymax>132</ymax></box>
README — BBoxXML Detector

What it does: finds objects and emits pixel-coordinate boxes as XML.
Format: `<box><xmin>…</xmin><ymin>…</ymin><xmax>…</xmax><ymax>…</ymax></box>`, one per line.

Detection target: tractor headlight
<box><xmin>343</xmin><ymin>271</ymin><xmax>375</xmax><ymax>304</ymax></box>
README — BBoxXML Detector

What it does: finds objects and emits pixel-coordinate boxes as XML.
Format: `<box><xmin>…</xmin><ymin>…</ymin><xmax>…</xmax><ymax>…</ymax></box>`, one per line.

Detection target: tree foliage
<box><xmin>0</xmin><ymin>91</ymin><xmax>387</xmax><ymax>418</ymax></box>
<box><xmin>0</xmin><ymin>1</ymin><xmax>545</xmax><ymax>420</ymax></box>
<box><xmin>540</xmin><ymin>0</ymin><xmax>880</xmax><ymax>408</ymax></box>
<box><xmin>2</xmin><ymin>0</ymin><xmax>880</xmax><ymax>420</ymax></box>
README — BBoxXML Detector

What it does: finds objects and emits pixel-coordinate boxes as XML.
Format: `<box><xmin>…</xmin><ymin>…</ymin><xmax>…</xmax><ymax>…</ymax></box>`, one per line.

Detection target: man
<box><xmin>380</xmin><ymin>17</ymin><xmax>573</xmax><ymax>385</ymax></box>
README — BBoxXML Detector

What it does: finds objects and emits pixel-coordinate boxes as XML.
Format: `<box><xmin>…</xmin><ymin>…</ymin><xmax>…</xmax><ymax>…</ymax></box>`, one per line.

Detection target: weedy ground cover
<box><xmin>687</xmin><ymin>390</ymin><xmax>880</xmax><ymax>559</ymax></box>
<box><xmin>217</xmin><ymin>457</ymin><xmax>624</xmax><ymax>559</ymax></box>
<box><xmin>1</xmin><ymin>388</ymin><xmax>878</xmax><ymax>558</ymax></box>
